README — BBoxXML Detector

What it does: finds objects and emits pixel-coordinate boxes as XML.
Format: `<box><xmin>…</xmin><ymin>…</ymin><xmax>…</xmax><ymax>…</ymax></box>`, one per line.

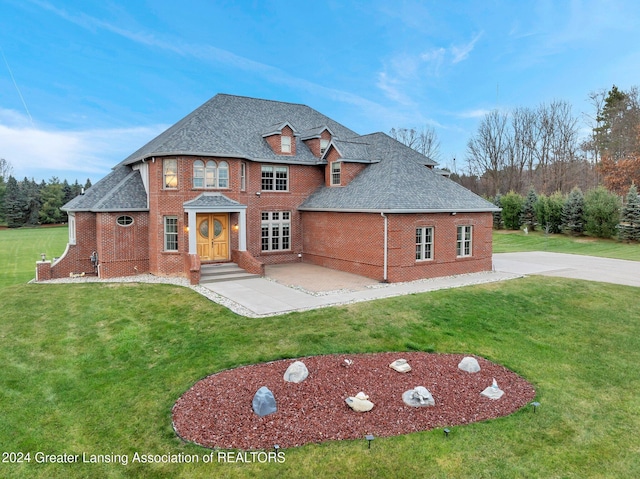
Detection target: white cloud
<box><xmin>451</xmin><ymin>32</ymin><xmax>483</xmax><ymax>64</ymax></box>
<box><xmin>457</xmin><ymin>109</ymin><xmax>493</xmax><ymax>119</ymax></box>
<box><xmin>0</xmin><ymin>109</ymin><xmax>166</xmax><ymax>181</ymax></box>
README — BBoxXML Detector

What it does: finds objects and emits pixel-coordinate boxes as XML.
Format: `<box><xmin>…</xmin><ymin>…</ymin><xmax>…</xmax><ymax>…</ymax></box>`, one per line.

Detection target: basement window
<box><xmin>116</xmin><ymin>215</ymin><xmax>134</xmax><ymax>227</ymax></box>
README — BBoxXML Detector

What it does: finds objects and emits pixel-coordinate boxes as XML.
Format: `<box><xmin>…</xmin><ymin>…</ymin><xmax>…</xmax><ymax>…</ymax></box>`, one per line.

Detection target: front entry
<box><xmin>196</xmin><ymin>213</ymin><xmax>229</xmax><ymax>261</ymax></box>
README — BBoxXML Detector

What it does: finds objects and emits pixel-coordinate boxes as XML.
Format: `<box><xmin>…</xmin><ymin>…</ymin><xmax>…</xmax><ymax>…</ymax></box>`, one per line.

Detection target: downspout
<box><xmin>380</xmin><ymin>212</ymin><xmax>388</xmax><ymax>282</ymax></box>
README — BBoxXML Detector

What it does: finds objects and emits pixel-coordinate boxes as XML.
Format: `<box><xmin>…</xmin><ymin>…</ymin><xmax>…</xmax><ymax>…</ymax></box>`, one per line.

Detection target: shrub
<box><xmin>501</xmin><ymin>191</ymin><xmax>524</xmax><ymax>230</ymax></box>
<box><xmin>584</xmin><ymin>186</ymin><xmax>621</xmax><ymax>238</ymax></box>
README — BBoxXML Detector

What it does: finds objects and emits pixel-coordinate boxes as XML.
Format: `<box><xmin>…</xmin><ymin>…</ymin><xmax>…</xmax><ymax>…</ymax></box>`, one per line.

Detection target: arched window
<box><xmin>205</xmin><ymin>161</ymin><xmax>217</xmax><ymax>188</ymax></box>
<box><xmin>193</xmin><ymin>160</ymin><xmax>204</xmax><ymax>188</ymax></box>
<box><xmin>217</xmin><ymin>161</ymin><xmax>229</xmax><ymax>188</ymax></box>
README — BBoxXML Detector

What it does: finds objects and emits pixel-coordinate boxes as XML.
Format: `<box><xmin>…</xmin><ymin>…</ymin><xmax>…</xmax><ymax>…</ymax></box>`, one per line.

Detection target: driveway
<box><xmin>492</xmin><ymin>252</ymin><xmax>640</xmax><ymax>287</ymax></box>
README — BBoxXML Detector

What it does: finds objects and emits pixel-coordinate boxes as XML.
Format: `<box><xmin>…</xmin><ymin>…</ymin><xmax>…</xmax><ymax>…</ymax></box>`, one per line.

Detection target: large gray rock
<box><xmin>458</xmin><ymin>356</ymin><xmax>481</xmax><ymax>373</ymax></box>
<box><xmin>252</xmin><ymin>386</ymin><xmax>277</xmax><ymax>417</ymax></box>
<box><xmin>402</xmin><ymin>386</ymin><xmax>435</xmax><ymax>407</ymax></box>
<box><xmin>283</xmin><ymin>360</ymin><xmax>309</xmax><ymax>383</ymax></box>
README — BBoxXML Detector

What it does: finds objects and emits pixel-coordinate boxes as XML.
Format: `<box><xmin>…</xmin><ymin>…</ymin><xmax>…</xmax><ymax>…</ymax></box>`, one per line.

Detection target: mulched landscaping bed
<box><xmin>172</xmin><ymin>352</ymin><xmax>536</xmax><ymax>450</ymax></box>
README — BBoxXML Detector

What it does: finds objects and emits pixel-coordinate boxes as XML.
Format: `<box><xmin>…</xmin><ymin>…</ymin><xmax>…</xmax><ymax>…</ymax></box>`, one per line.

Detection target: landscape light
<box><xmin>531</xmin><ymin>401</ymin><xmax>540</xmax><ymax>413</ymax></box>
<box><xmin>444</xmin><ymin>428</ymin><xmax>450</xmax><ymax>438</ymax></box>
<box><xmin>365</xmin><ymin>434</ymin><xmax>375</xmax><ymax>449</ymax></box>
<box><xmin>274</xmin><ymin>444</ymin><xmax>280</xmax><ymax>453</ymax></box>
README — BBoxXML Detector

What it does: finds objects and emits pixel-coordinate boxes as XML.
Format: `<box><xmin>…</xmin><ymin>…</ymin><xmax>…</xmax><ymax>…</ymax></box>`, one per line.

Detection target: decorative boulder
<box><xmin>402</xmin><ymin>386</ymin><xmax>435</xmax><ymax>407</ymax></box>
<box><xmin>458</xmin><ymin>356</ymin><xmax>481</xmax><ymax>373</ymax></box>
<box><xmin>252</xmin><ymin>386</ymin><xmax>277</xmax><ymax>417</ymax></box>
<box><xmin>283</xmin><ymin>360</ymin><xmax>309</xmax><ymax>383</ymax></box>
<box><xmin>345</xmin><ymin>392</ymin><xmax>374</xmax><ymax>412</ymax></box>
<box><xmin>389</xmin><ymin>358</ymin><xmax>412</xmax><ymax>373</ymax></box>
<box><xmin>481</xmin><ymin>378</ymin><xmax>504</xmax><ymax>400</ymax></box>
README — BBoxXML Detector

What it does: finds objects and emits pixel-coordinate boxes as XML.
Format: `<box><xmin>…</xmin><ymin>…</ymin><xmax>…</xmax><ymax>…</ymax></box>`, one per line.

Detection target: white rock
<box><xmin>389</xmin><ymin>358</ymin><xmax>412</xmax><ymax>373</ymax></box>
<box><xmin>481</xmin><ymin>382</ymin><xmax>504</xmax><ymax>400</ymax></box>
<box><xmin>346</xmin><ymin>392</ymin><xmax>374</xmax><ymax>412</ymax></box>
<box><xmin>283</xmin><ymin>360</ymin><xmax>309</xmax><ymax>383</ymax></box>
<box><xmin>458</xmin><ymin>357</ymin><xmax>481</xmax><ymax>373</ymax></box>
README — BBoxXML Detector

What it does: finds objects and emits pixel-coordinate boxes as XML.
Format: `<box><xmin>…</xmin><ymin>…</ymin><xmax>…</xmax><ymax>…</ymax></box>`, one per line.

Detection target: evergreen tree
<box><xmin>0</xmin><ymin>176</ymin><xmax>6</xmax><ymax>224</ymax></box>
<box><xmin>584</xmin><ymin>186</ymin><xmax>621</xmax><ymax>238</ymax></box>
<box><xmin>521</xmin><ymin>187</ymin><xmax>538</xmax><ymax>231</ymax></box>
<box><xmin>492</xmin><ymin>193</ymin><xmax>503</xmax><ymax>229</ymax></box>
<box><xmin>500</xmin><ymin>191</ymin><xmax>524</xmax><ymax>230</ymax></box>
<box><xmin>84</xmin><ymin>178</ymin><xmax>92</xmax><ymax>190</ymax></box>
<box><xmin>39</xmin><ymin>178</ymin><xmax>65</xmax><ymax>224</ymax></box>
<box><xmin>618</xmin><ymin>183</ymin><xmax>640</xmax><ymax>241</ymax></box>
<box><xmin>562</xmin><ymin>187</ymin><xmax>585</xmax><ymax>235</ymax></box>
<box><xmin>546</xmin><ymin>191</ymin><xmax>565</xmax><ymax>234</ymax></box>
<box><xmin>4</xmin><ymin>176</ymin><xmax>28</xmax><ymax>227</ymax></box>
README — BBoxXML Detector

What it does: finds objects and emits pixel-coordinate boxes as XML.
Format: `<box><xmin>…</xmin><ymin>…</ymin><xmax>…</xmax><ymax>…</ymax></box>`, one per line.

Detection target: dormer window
<box><xmin>331</xmin><ymin>162</ymin><xmax>341</xmax><ymax>186</ymax></box>
<box><xmin>320</xmin><ymin>139</ymin><xmax>329</xmax><ymax>155</ymax></box>
<box><xmin>281</xmin><ymin>135</ymin><xmax>292</xmax><ymax>154</ymax></box>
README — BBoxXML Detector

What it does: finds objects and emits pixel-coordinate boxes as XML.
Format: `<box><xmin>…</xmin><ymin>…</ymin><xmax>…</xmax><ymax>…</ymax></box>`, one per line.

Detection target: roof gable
<box><xmin>300</xmin><ymin>132</ymin><xmax>498</xmax><ymax>213</ymax></box>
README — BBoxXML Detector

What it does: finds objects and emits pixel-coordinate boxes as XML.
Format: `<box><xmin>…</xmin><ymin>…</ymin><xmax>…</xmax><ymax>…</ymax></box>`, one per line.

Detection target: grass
<box><xmin>1</xmin><ymin>227</ymin><xmax>639</xmax><ymax>478</ymax></box>
<box><xmin>493</xmin><ymin>229</ymin><xmax>640</xmax><ymax>261</ymax></box>
<box><xmin>0</xmin><ymin>225</ymin><xmax>69</xmax><ymax>287</ymax></box>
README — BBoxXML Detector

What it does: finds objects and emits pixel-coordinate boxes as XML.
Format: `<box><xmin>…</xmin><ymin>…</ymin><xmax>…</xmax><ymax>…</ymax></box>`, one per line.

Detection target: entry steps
<box><xmin>199</xmin><ymin>262</ymin><xmax>260</xmax><ymax>284</ymax></box>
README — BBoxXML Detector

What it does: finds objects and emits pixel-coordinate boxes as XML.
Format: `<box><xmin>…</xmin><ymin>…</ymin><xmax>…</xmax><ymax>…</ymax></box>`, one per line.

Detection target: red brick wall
<box><xmin>264</xmin><ymin>125</ymin><xmax>296</xmax><ymax>155</ymax></box>
<box><xmin>301</xmin><ymin>211</ymin><xmax>493</xmax><ymax>282</ymax></box>
<box><xmin>46</xmin><ymin>212</ymin><xmax>98</xmax><ymax>278</ymax></box>
<box><xmin>95</xmin><ymin>212</ymin><xmax>150</xmax><ymax>278</ymax></box>
<box><xmin>146</xmin><ymin>156</ymin><xmax>326</xmax><ymax>276</ymax></box>
<box><xmin>303</xmin><ymin>129</ymin><xmax>332</xmax><ymax>158</ymax></box>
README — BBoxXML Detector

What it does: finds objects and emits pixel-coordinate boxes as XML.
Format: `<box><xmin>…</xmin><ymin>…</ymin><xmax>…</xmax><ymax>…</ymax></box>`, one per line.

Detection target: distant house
<box><xmin>37</xmin><ymin>94</ymin><xmax>498</xmax><ymax>284</ymax></box>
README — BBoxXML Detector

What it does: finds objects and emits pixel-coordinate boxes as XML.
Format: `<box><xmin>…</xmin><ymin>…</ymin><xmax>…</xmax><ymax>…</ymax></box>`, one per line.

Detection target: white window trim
<box><xmin>164</xmin><ymin>216</ymin><xmax>179</xmax><ymax>251</ymax></box>
<box><xmin>331</xmin><ymin>161</ymin><xmax>341</xmax><ymax>186</ymax></box>
<box><xmin>261</xmin><ymin>211</ymin><xmax>291</xmax><ymax>251</ymax></box>
<box><xmin>416</xmin><ymin>226</ymin><xmax>433</xmax><ymax>261</ymax></box>
<box><xmin>163</xmin><ymin>159</ymin><xmax>178</xmax><ymax>189</ymax></box>
<box><xmin>281</xmin><ymin>135</ymin><xmax>292</xmax><ymax>153</ymax></box>
<box><xmin>240</xmin><ymin>162</ymin><xmax>246</xmax><ymax>191</ymax></box>
<box><xmin>261</xmin><ymin>165</ymin><xmax>289</xmax><ymax>191</ymax></box>
<box><xmin>320</xmin><ymin>138</ymin><xmax>330</xmax><ymax>154</ymax></box>
<box><xmin>456</xmin><ymin>225</ymin><xmax>473</xmax><ymax>257</ymax></box>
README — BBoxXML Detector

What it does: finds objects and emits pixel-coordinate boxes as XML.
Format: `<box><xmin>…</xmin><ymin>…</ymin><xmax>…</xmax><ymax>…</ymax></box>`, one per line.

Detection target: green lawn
<box><xmin>493</xmin><ymin>229</ymin><xmax>640</xmax><ymax>260</ymax></box>
<box><xmin>0</xmin><ymin>226</ymin><xmax>69</xmax><ymax>287</ymax></box>
<box><xmin>1</xmin><ymin>227</ymin><xmax>639</xmax><ymax>478</ymax></box>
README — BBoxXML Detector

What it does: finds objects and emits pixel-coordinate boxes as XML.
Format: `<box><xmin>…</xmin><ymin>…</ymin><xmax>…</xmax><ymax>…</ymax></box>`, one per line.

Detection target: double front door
<box><xmin>196</xmin><ymin>213</ymin><xmax>229</xmax><ymax>261</ymax></box>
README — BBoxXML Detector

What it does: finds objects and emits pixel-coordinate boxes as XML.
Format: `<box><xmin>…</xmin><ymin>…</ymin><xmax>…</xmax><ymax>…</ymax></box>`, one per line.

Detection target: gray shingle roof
<box><xmin>63</xmin><ymin>94</ymin><xmax>493</xmax><ymax>214</ymax></box>
<box><xmin>300</xmin><ymin>133</ymin><xmax>498</xmax><ymax>213</ymax></box>
<box><xmin>62</xmin><ymin>165</ymin><xmax>147</xmax><ymax>212</ymax></box>
<box><xmin>119</xmin><ymin>94</ymin><xmax>359</xmax><ymax>166</ymax></box>
<box><xmin>183</xmin><ymin>192</ymin><xmax>243</xmax><ymax>209</ymax></box>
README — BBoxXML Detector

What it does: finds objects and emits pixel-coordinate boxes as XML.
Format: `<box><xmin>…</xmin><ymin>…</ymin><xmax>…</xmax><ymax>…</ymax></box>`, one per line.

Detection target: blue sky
<box><xmin>1</xmin><ymin>0</ymin><xmax>639</xmax><ymax>183</ymax></box>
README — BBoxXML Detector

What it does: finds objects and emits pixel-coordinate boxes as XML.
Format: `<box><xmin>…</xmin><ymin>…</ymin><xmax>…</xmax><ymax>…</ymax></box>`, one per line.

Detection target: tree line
<box><xmin>0</xmin><ymin>159</ymin><xmax>91</xmax><ymax>228</ymax></box>
<box><xmin>492</xmin><ymin>184</ymin><xmax>640</xmax><ymax>242</ymax></box>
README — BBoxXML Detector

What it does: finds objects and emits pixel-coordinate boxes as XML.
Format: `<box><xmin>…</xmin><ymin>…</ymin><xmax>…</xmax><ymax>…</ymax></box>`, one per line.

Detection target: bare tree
<box><xmin>0</xmin><ymin>158</ymin><xmax>13</xmax><ymax>180</ymax></box>
<box><xmin>389</xmin><ymin>126</ymin><xmax>442</xmax><ymax>162</ymax></box>
<box><xmin>466</xmin><ymin>109</ymin><xmax>509</xmax><ymax>196</ymax></box>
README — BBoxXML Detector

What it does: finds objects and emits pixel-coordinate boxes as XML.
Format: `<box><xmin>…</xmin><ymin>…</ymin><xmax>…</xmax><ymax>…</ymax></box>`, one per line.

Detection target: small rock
<box><xmin>252</xmin><ymin>386</ymin><xmax>277</xmax><ymax>417</ymax></box>
<box><xmin>402</xmin><ymin>386</ymin><xmax>435</xmax><ymax>407</ymax></box>
<box><xmin>345</xmin><ymin>392</ymin><xmax>374</xmax><ymax>412</ymax></box>
<box><xmin>389</xmin><ymin>358</ymin><xmax>412</xmax><ymax>373</ymax></box>
<box><xmin>481</xmin><ymin>379</ymin><xmax>504</xmax><ymax>400</ymax></box>
<box><xmin>283</xmin><ymin>360</ymin><xmax>309</xmax><ymax>383</ymax></box>
<box><xmin>458</xmin><ymin>357</ymin><xmax>481</xmax><ymax>373</ymax></box>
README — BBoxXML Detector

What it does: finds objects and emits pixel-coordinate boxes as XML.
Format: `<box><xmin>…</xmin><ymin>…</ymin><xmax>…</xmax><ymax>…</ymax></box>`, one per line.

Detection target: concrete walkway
<box><xmin>200</xmin><ymin>253</ymin><xmax>639</xmax><ymax>317</ymax></box>
<box><xmin>201</xmin><ymin>263</ymin><xmax>520</xmax><ymax>317</ymax></box>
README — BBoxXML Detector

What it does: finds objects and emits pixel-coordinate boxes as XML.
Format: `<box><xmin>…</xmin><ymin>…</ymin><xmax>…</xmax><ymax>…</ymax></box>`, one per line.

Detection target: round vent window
<box><xmin>116</xmin><ymin>215</ymin><xmax>134</xmax><ymax>227</ymax></box>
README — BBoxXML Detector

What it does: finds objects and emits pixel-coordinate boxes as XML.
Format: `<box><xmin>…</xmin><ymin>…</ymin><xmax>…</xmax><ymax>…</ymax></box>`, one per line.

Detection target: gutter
<box><xmin>381</xmin><ymin>212</ymin><xmax>388</xmax><ymax>282</ymax></box>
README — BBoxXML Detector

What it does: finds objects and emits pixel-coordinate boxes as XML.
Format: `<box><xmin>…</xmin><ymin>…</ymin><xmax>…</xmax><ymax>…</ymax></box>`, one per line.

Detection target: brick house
<box><xmin>37</xmin><ymin>94</ymin><xmax>498</xmax><ymax>284</ymax></box>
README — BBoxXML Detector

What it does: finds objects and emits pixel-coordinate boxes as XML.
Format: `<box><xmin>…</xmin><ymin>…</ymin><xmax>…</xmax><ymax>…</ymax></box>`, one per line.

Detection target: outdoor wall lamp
<box><xmin>232</xmin><ymin>224</ymin><xmax>239</xmax><ymax>232</ymax></box>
